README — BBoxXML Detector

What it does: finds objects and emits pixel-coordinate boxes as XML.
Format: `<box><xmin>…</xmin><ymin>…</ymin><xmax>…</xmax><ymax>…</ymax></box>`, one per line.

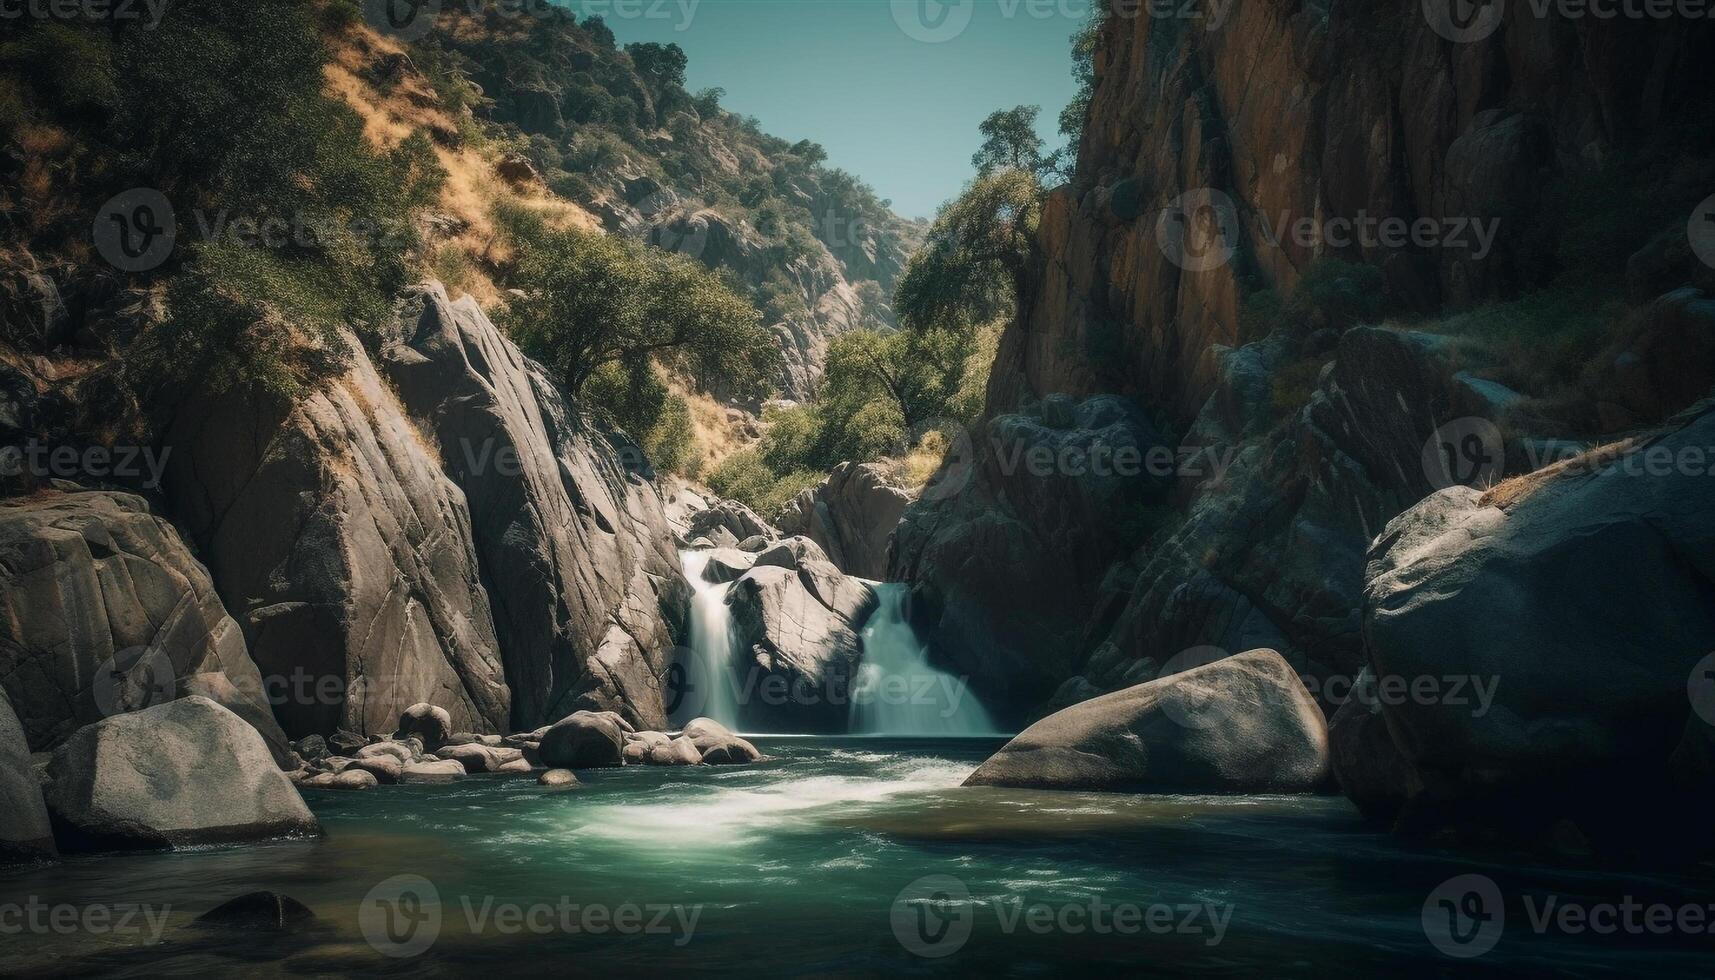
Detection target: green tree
<box><xmin>625</xmin><ymin>42</ymin><xmax>688</xmax><ymax>92</ymax></box>
<box><xmin>500</xmin><ymin>216</ymin><xmax>779</xmax><ymax>404</ymax></box>
<box><xmin>972</xmin><ymin>105</ymin><xmax>1044</xmax><ymax>178</ymax></box>
<box><xmin>894</xmin><ymin>168</ymin><xmax>1043</xmax><ymax>331</ymax></box>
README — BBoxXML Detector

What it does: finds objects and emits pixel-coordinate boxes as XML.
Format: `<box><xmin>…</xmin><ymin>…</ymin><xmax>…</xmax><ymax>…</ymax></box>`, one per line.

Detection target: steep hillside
<box><xmin>408</xmin><ymin>6</ymin><xmax>922</xmax><ymax>398</ymax></box>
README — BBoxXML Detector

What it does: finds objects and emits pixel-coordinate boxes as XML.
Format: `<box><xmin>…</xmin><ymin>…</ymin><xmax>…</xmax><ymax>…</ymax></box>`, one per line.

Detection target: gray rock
<box><xmin>538</xmin><ymin>710</ymin><xmax>629</xmax><ymax>769</ymax></box>
<box><xmin>44</xmin><ymin>697</ymin><xmax>319</xmax><ymax>851</ymax></box>
<box><xmin>0</xmin><ymin>490</ymin><xmax>289</xmax><ymax>763</ymax></box>
<box><xmin>399</xmin><ymin>759</ymin><xmax>465</xmax><ymax>783</ymax></box>
<box><xmin>775</xmin><ymin>462</ymin><xmax>912</xmax><ymax>579</ymax></box>
<box><xmin>1327</xmin><ymin>669</ymin><xmax>1420</xmax><ymax>826</ymax></box>
<box><xmin>436</xmin><ymin>742</ymin><xmax>524</xmax><ymax>773</ymax></box>
<box><xmin>537</xmin><ymin>768</ymin><xmax>579</xmax><ymax>788</ymax></box>
<box><xmin>379</xmin><ymin>284</ymin><xmax>690</xmax><ymax>731</ymax></box>
<box><xmin>1361</xmin><ymin>403</ymin><xmax>1715</xmax><ymax>853</ymax></box>
<box><xmin>682</xmin><ymin>717</ymin><xmax>760</xmax><ymax>765</ymax></box>
<box><xmin>395</xmin><ymin>703</ymin><xmax>452</xmax><ymax>751</ymax></box>
<box><xmin>0</xmin><ymin>692</ymin><xmax>54</xmax><ymax>863</ymax></box>
<box><xmin>726</xmin><ymin>540</ymin><xmax>877</xmax><ymax>732</ymax></box>
<box><xmin>162</xmin><ymin>330</ymin><xmax>510</xmax><ymax>739</ymax></box>
<box><xmin>686</xmin><ymin>499</ymin><xmax>777</xmax><ymax>546</ymax></box>
<box><xmin>964</xmin><ymin>650</ymin><xmax>1329</xmax><ymax>793</ymax></box>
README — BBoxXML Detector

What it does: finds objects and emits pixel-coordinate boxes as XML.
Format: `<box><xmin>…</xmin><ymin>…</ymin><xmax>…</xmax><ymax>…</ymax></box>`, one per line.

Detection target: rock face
<box><xmin>891</xmin><ymin>394</ymin><xmax>1170</xmax><ymax>718</ymax></box>
<box><xmin>684</xmin><ymin>499</ymin><xmax>777</xmax><ymax>550</ymax></box>
<box><xmin>682</xmin><ymin>717</ymin><xmax>760</xmax><ymax>765</ymax></box>
<box><xmin>380</xmin><ymin>285</ymin><xmax>690</xmax><ymax>731</ymax></box>
<box><xmin>0</xmin><ymin>692</ymin><xmax>54</xmax><ymax>863</ymax></box>
<box><xmin>44</xmin><ymin>696</ymin><xmax>319</xmax><ymax>851</ymax></box>
<box><xmin>162</xmin><ymin>330</ymin><xmax>510</xmax><ymax>740</ymax></box>
<box><xmin>1355</xmin><ymin>403</ymin><xmax>1715</xmax><ymax>854</ymax></box>
<box><xmin>725</xmin><ymin>537</ymin><xmax>877</xmax><ymax>732</ymax></box>
<box><xmin>965</xmin><ymin>650</ymin><xmax>1328</xmax><ymax>793</ymax></box>
<box><xmin>0</xmin><ymin>489</ymin><xmax>288</xmax><ymax>760</ymax></box>
<box><xmin>892</xmin><ymin>0</ymin><xmax>1714</xmax><ymax>730</ymax></box>
<box><xmin>775</xmin><ymin>462</ymin><xmax>911</xmax><ymax>579</ymax></box>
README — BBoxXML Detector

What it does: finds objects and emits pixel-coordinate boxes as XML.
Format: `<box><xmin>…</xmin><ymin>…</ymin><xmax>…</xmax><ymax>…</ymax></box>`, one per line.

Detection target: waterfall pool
<box><xmin>3</xmin><ymin>737</ymin><xmax>1709</xmax><ymax>977</ymax></box>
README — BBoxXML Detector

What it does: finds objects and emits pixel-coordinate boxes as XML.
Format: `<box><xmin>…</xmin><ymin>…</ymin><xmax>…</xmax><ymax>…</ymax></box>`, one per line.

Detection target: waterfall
<box><xmin>850</xmin><ymin>584</ymin><xmax>997</xmax><ymax>735</ymax></box>
<box><xmin>669</xmin><ymin>551</ymin><xmax>740</xmax><ymax>728</ymax></box>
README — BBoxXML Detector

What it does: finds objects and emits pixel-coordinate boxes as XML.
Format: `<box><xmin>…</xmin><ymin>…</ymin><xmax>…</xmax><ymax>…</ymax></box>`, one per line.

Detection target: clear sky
<box><xmin>565</xmin><ymin>0</ymin><xmax>1087</xmax><ymax>221</ymax></box>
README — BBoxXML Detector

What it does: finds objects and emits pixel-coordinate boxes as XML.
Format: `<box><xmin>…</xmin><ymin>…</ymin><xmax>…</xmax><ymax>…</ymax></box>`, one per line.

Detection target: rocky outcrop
<box><xmin>895</xmin><ymin>0</ymin><xmax>1714</xmax><ymax>729</ymax></box>
<box><xmin>162</xmin><ymin>329</ymin><xmax>510</xmax><ymax>740</ymax></box>
<box><xmin>725</xmin><ymin>537</ymin><xmax>877</xmax><ymax>732</ymax></box>
<box><xmin>44</xmin><ymin>696</ymin><xmax>319</xmax><ymax>852</ymax></box>
<box><xmin>1355</xmin><ymin>403</ymin><xmax>1715</xmax><ymax>855</ymax></box>
<box><xmin>890</xmin><ymin>394</ymin><xmax>1170</xmax><ymax>719</ymax></box>
<box><xmin>990</xmin><ymin>4</ymin><xmax>1711</xmax><ymax>426</ymax></box>
<box><xmin>0</xmin><ymin>489</ymin><xmax>288</xmax><ymax>760</ymax></box>
<box><xmin>380</xmin><ymin>284</ymin><xmax>689</xmax><ymax>731</ymax></box>
<box><xmin>775</xmin><ymin>462</ymin><xmax>911</xmax><ymax>579</ymax></box>
<box><xmin>965</xmin><ymin>650</ymin><xmax>1328</xmax><ymax>793</ymax></box>
<box><xmin>682</xmin><ymin>717</ymin><xmax>760</xmax><ymax>765</ymax></box>
<box><xmin>0</xmin><ymin>692</ymin><xmax>54</xmax><ymax>863</ymax></box>
<box><xmin>683</xmin><ymin>498</ymin><xmax>777</xmax><ymax>549</ymax></box>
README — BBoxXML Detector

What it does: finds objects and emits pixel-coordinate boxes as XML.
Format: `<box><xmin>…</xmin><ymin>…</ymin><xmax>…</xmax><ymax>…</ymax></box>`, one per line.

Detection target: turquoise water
<box><xmin>850</xmin><ymin>585</ymin><xmax>999</xmax><ymax>735</ymax></box>
<box><xmin>2</xmin><ymin>737</ymin><xmax>1710</xmax><ymax>977</ymax></box>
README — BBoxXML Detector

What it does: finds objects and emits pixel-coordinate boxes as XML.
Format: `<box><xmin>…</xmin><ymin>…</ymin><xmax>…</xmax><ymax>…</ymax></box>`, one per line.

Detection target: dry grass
<box><xmin>1480</xmin><ymin>437</ymin><xmax>1642</xmax><ymax>510</ymax></box>
<box><xmin>320</xmin><ymin>20</ymin><xmax>598</xmax><ymax>310</ymax></box>
<box><xmin>677</xmin><ymin>378</ymin><xmax>756</xmax><ymax>476</ymax></box>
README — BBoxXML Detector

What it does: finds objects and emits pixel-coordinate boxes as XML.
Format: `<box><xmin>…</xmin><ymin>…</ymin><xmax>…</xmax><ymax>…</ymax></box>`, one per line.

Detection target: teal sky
<box><xmin>566</xmin><ymin>0</ymin><xmax>1087</xmax><ymax>220</ymax></box>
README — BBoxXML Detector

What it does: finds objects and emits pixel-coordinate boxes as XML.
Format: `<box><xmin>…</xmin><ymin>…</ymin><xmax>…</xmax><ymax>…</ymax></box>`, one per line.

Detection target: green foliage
<box><xmin>582</xmin><ymin>360</ymin><xmax>697</xmax><ymax>474</ymax></box>
<box><xmin>705</xmin><ymin>448</ymin><xmax>821</xmax><ymax>518</ymax></box>
<box><xmin>498</xmin><ymin>208</ymin><xmax>779</xmax><ymax>402</ymax></box>
<box><xmin>1270</xmin><ymin>357</ymin><xmax>1330</xmax><ymax>417</ymax></box>
<box><xmin>1052</xmin><ymin>13</ymin><xmax>1102</xmax><ymax>178</ymax></box>
<box><xmin>973</xmin><ymin>106</ymin><xmax>1045</xmax><ymax>178</ymax></box>
<box><xmin>625</xmin><ymin>42</ymin><xmax>688</xmax><ymax>92</ymax></box>
<box><xmin>895</xmin><ymin>169</ymin><xmax>1043</xmax><ymax>330</ymax></box>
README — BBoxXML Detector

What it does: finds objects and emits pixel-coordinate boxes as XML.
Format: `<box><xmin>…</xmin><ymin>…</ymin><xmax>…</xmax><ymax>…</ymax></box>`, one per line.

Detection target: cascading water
<box><xmin>671</xmin><ymin>550</ymin><xmax>740</xmax><ymax>728</ymax></box>
<box><xmin>849</xmin><ymin>583</ymin><xmax>997</xmax><ymax>735</ymax></box>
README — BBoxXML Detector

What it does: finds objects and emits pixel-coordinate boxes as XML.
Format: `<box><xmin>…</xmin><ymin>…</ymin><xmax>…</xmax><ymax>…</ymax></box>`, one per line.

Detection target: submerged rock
<box><xmin>44</xmin><ymin>697</ymin><xmax>319</xmax><ymax>851</ymax></box>
<box><xmin>964</xmin><ymin>650</ymin><xmax>1328</xmax><ymax>793</ymax></box>
<box><xmin>195</xmin><ymin>892</ymin><xmax>318</xmax><ymax>932</ymax></box>
<box><xmin>537</xmin><ymin>768</ymin><xmax>579</xmax><ymax>788</ymax></box>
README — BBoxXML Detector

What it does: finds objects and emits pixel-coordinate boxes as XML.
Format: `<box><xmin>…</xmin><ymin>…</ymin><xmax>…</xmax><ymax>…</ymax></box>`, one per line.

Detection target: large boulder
<box><xmin>394</xmin><ymin>703</ymin><xmax>452</xmax><ymax>751</ymax></box>
<box><xmin>0</xmin><ymin>692</ymin><xmax>54</xmax><ymax>863</ymax></box>
<box><xmin>725</xmin><ymin>537</ymin><xmax>877</xmax><ymax>732</ymax></box>
<box><xmin>162</xmin><ymin>329</ymin><xmax>510</xmax><ymax>739</ymax></box>
<box><xmin>775</xmin><ymin>462</ymin><xmax>911</xmax><ymax>579</ymax></box>
<box><xmin>379</xmin><ymin>284</ymin><xmax>690</xmax><ymax>731</ymax></box>
<box><xmin>964</xmin><ymin>650</ymin><xmax>1329</xmax><ymax>793</ymax></box>
<box><xmin>537</xmin><ymin>710</ymin><xmax>630</xmax><ymax>769</ymax></box>
<box><xmin>0</xmin><ymin>489</ymin><xmax>289</xmax><ymax>762</ymax></box>
<box><xmin>1360</xmin><ymin>402</ymin><xmax>1715</xmax><ymax>854</ymax></box>
<box><xmin>685</xmin><ymin>499</ymin><xmax>777</xmax><ymax>549</ymax></box>
<box><xmin>1327</xmin><ymin>669</ymin><xmax>1421</xmax><ymax>826</ymax></box>
<box><xmin>44</xmin><ymin>697</ymin><xmax>319</xmax><ymax>851</ymax></box>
